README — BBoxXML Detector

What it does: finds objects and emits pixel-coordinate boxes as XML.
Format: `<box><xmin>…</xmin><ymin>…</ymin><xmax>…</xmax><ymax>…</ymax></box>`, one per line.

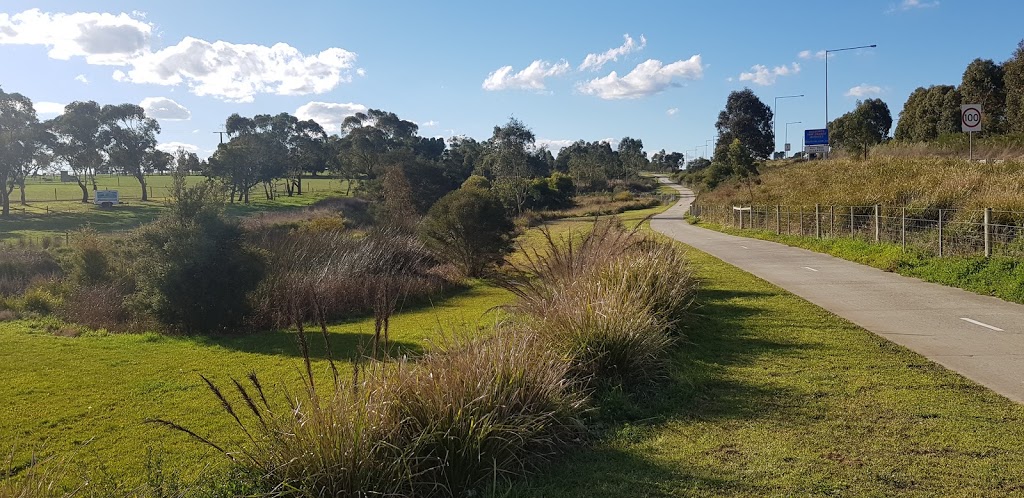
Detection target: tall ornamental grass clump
<box><xmin>157</xmin><ymin>329</ymin><xmax>586</xmax><ymax>497</ymax></box>
<box><xmin>503</xmin><ymin>219</ymin><xmax>697</xmax><ymax>385</ymax></box>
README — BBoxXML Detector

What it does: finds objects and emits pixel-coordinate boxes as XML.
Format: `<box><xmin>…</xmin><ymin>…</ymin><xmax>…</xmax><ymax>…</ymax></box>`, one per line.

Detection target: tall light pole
<box><xmin>774</xmin><ymin>94</ymin><xmax>803</xmax><ymax>154</ymax></box>
<box><xmin>825</xmin><ymin>44</ymin><xmax>876</xmax><ymax>130</ymax></box>
<box><xmin>785</xmin><ymin>121</ymin><xmax>801</xmax><ymax>157</ymax></box>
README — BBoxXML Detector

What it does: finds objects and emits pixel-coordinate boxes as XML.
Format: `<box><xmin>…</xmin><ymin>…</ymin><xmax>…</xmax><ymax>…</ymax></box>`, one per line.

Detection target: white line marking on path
<box><xmin>803</xmin><ymin>267</ymin><xmax>819</xmax><ymax>272</ymax></box>
<box><xmin>960</xmin><ymin>318</ymin><xmax>1004</xmax><ymax>332</ymax></box>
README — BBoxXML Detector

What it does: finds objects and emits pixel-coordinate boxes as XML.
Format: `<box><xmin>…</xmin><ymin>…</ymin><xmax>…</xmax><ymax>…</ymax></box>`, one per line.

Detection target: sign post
<box><xmin>961</xmin><ymin>104</ymin><xmax>982</xmax><ymax>161</ymax></box>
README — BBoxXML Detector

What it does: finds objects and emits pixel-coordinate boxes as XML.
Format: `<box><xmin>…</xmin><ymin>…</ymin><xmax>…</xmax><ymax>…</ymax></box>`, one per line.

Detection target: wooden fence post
<box><xmin>985</xmin><ymin>207</ymin><xmax>992</xmax><ymax>258</ymax></box>
<box><xmin>874</xmin><ymin>204</ymin><xmax>881</xmax><ymax>243</ymax></box>
<box><xmin>938</xmin><ymin>209</ymin><xmax>944</xmax><ymax>257</ymax></box>
<box><xmin>776</xmin><ymin>205</ymin><xmax>781</xmax><ymax>234</ymax></box>
<box><xmin>815</xmin><ymin>204</ymin><xmax>821</xmax><ymax>239</ymax></box>
<box><xmin>901</xmin><ymin>206</ymin><xmax>906</xmax><ymax>251</ymax></box>
<box><xmin>850</xmin><ymin>206</ymin><xmax>855</xmax><ymax>237</ymax></box>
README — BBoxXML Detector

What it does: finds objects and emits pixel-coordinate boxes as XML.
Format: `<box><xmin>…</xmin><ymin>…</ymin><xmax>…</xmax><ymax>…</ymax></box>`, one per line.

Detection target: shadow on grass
<box><xmin>200</xmin><ymin>330</ymin><xmax>425</xmax><ymax>362</ymax></box>
<box><xmin>507</xmin><ymin>444</ymin><xmax>757</xmax><ymax>498</ymax></box>
<box><xmin>0</xmin><ymin>203</ymin><xmax>166</xmax><ymax>240</ymax></box>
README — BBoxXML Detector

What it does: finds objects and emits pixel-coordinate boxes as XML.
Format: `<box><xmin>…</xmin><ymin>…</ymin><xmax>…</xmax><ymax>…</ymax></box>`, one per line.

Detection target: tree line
<box><xmin>0</xmin><ymin>87</ymin><xmax>664</xmax><ymax>217</ymax></box>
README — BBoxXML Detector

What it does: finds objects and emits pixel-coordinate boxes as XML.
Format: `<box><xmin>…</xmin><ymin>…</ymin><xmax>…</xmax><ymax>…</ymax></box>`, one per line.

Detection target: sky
<box><xmin>1</xmin><ymin>0</ymin><xmax>1022</xmax><ymax>162</ymax></box>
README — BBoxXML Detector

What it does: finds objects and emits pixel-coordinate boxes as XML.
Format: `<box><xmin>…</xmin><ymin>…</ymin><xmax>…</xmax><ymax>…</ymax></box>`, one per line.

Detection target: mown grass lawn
<box><xmin>0</xmin><ymin>283</ymin><xmax>511</xmax><ymax>489</ymax></box>
<box><xmin>511</xmin><ymin>247</ymin><xmax>1024</xmax><ymax>497</ymax></box>
<box><xmin>0</xmin><ymin>175</ymin><xmax>352</xmax><ymax>242</ymax></box>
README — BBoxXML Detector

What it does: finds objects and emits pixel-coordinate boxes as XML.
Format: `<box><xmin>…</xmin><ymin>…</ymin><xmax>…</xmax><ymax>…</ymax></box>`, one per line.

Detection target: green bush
<box><xmin>133</xmin><ymin>180</ymin><xmax>265</xmax><ymax>334</ymax></box>
<box><xmin>68</xmin><ymin>228</ymin><xmax>113</xmax><ymax>286</ymax></box>
<box><xmin>19</xmin><ymin>286</ymin><xmax>61</xmax><ymax>315</ymax></box>
<box><xmin>421</xmin><ymin>187</ymin><xmax>515</xmax><ymax>277</ymax></box>
<box><xmin>461</xmin><ymin>174</ymin><xmax>492</xmax><ymax>190</ymax></box>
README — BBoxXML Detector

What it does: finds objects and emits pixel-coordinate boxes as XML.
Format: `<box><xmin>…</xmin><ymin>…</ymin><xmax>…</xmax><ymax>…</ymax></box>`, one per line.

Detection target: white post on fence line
<box><xmin>938</xmin><ymin>209</ymin><xmax>944</xmax><ymax>257</ymax></box>
<box><xmin>815</xmin><ymin>204</ymin><xmax>821</xmax><ymax>239</ymax></box>
<box><xmin>875</xmin><ymin>204</ymin><xmax>880</xmax><ymax>243</ymax></box>
<box><xmin>901</xmin><ymin>207</ymin><xmax>906</xmax><ymax>251</ymax></box>
<box><xmin>985</xmin><ymin>207</ymin><xmax>992</xmax><ymax>258</ymax></box>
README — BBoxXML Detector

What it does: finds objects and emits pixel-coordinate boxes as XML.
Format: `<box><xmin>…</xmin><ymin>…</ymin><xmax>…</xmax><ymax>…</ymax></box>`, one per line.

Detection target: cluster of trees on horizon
<box><xmin>0</xmin><ymin>86</ymin><xmax>680</xmax><ymax>217</ymax></box>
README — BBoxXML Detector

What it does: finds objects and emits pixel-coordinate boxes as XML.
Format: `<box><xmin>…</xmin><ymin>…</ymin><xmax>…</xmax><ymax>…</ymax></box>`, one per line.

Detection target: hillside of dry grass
<box><xmin>695</xmin><ymin>157</ymin><xmax>1024</xmax><ymax>211</ymax></box>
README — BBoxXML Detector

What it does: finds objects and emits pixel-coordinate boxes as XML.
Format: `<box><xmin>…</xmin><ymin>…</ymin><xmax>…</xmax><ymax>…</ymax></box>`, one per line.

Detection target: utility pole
<box><xmin>212</xmin><ymin>131</ymin><xmax>228</xmax><ymax>145</ymax></box>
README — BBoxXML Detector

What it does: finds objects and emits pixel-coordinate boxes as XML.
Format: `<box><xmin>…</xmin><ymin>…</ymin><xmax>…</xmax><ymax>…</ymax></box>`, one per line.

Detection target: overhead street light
<box><xmin>773</xmin><ymin>94</ymin><xmax>803</xmax><ymax>153</ymax></box>
<box><xmin>825</xmin><ymin>44</ymin><xmax>876</xmax><ymax>129</ymax></box>
<box><xmin>785</xmin><ymin>121</ymin><xmax>802</xmax><ymax>157</ymax></box>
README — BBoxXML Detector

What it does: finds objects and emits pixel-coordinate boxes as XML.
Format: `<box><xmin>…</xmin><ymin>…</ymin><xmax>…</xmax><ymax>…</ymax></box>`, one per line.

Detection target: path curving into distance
<box><xmin>651</xmin><ymin>178</ymin><xmax>1024</xmax><ymax>403</ymax></box>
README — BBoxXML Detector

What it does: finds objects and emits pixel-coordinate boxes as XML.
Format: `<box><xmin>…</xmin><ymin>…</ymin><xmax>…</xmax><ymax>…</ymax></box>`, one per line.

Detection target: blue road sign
<box><xmin>805</xmin><ymin>128</ymin><xmax>829</xmax><ymax>145</ymax></box>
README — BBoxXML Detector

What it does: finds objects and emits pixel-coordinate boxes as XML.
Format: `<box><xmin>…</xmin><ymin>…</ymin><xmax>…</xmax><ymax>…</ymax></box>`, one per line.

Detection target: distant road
<box><xmin>652</xmin><ymin>178</ymin><xmax>1024</xmax><ymax>402</ymax></box>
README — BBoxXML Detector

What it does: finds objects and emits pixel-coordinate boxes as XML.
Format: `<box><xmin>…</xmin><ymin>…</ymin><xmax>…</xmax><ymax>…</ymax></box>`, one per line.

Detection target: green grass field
<box><xmin>0</xmin><ymin>283</ymin><xmax>512</xmax><ymax>490</ymax></box>
<box><xmin>511</xmin><ymin>247</ymin><xmax>1024</xmax><ymax>497</ymax></box>
<box><xmin>0</xmin><ymin>175</ymin><xmax>351</xmax><ymax>242</ymax></box>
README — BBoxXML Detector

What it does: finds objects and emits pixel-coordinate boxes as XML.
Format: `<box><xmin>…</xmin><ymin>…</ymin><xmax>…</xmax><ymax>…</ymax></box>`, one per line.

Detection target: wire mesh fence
<box><xmin>691</xmin><ymin>203</ymin><xmax>1024</xmax><ymax>259</ymax></box>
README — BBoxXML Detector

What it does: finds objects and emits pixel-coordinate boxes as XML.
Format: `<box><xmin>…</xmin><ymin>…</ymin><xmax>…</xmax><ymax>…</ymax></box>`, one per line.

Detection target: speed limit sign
<box><xmin>962</xmin><ymin>104</ymin><xmax>982</xmax><ymax>132</ymax></box>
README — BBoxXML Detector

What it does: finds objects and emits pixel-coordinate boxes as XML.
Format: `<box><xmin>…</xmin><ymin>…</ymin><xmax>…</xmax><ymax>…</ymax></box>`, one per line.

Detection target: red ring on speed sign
<box><xmin>962</xmin><ymin>107</ymin><xmax>981</xmax><ymax>127</ymax></box>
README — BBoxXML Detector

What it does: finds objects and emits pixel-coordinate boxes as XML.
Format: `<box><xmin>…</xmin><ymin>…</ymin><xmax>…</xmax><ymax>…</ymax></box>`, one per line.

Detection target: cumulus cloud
<box><xmin>420</xmin><ymin>120</ymin><xmax>439</xmax><ymax>127</ymax></box>
<box><xmin>156</xmin><ymin>142</ymin><xmax>198</xmax><ymax>154</ymax></box>
<box><xmin>577</xmin><ymin>55</ymin><xmax>703</xmax><ymax>100</ymax></box>
<box><xmin>117</xmin><ymin>37</ymin><xmax>359</xmax><ymax>102</ymax></box>
<box><xmin>482</xmin><ymin>59</ymin><xmax>570</xmax><ymax>91</ymax></box>
<box><xmin>140</xmin><ymin>96</ymin><xmax>190</xmax><ymax>120</ymax></box>
<box><xmin>667</xmin><ymin>107</ymin><xmax>679</xmax><ymax>116</ymax></box>
<box><xmin>295</xmin><ymin>101</ymin><xmax>368</xmax><ymax>134</ymax></box>
<box><xmin>891</xmin><ymin>0</ymin><xmax>939</xmax><ymax>11</ymax></box>
<box><xmin>798</xmin><ymin>50</ymin><xmax>827</xmax><ymax>60</ymax></box>
<box><xmin>846</xmin><ymin>84</ymin><xmax>882</xmax><ymax>97</ymax></box>
<box><xmin>739</xmin><ymin>62</ymin><xmax>800</xmax><ymax>86</ymax></box>
<box><xmin>0</xmin><ymin>9</ymin><xmax>152</xmax><ymax>65</ymax></box>
<box><xmin>34</xmin><ymin>101</ymin><xmax>65</xmax><ymax>115</ymax></box>
<box><xmin>1</xmin><ymin>9</ymin><xmax>362</xmax><ymax>102</ymax></box>
<box><xmin>74</xmin><ymin>74</ymin><xmax>89</xmax><ymax>84</ymax></box>
<box><xmin>579</xmin><ymin>34</ymin><xmax>646</xmax><ymax>71</ymax></box>
<box><xmin>536</xmin><ymin>138</ymin><xmax>574</xmax><ymax>152</ymax></box>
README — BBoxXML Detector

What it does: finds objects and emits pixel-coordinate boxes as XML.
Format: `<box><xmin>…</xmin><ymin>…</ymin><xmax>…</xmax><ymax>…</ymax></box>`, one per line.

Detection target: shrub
<box><xmin>461</xmin><ymin>174</ymin><xmax>492</xmax><ymax>190</ymax></box>
<box><xmin>19</xmin><ymin>286</ymin><xmax>61</xmax><ymax>315</ymax></box>
<box><xmin>59</xmin><ymin>285</ymin><xmax>139</xmax><ymax>332</ymax></box>
<box><xmin>68</xmin><ymin>228</ymin><xmax>113</xmax><ymax>286</ymax></box>
<box><xmin>502</xmin><ymin>219</ymin><xmax>696</xmax><ymax>386</ymax></box>
<box><xmin>133</xmin><ymin>180</ymin><xmax>265</xmax><ymax>334</ymax></box>
<box><xmin>421</xmin><ymin>187</ymin><xmax>515</xmax><ymax>277</ymax></box>
<box><xmin>0</xmin><ymin>248</ymin><xmax>62</xmax><ymax>296</ymax></box>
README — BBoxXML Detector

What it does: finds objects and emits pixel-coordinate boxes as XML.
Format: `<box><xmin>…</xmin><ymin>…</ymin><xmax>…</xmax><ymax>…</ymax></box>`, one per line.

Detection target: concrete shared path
<box><xmin>651</xmin><ymin>179</ymin><xmax>1024</xmax><ymax>403</ymax></box>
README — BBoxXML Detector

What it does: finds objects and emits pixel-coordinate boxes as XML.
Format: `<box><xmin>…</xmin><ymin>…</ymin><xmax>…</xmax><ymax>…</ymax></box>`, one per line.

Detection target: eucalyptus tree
<box><xmin>483</xmin><ymin>117</ymin><xmax>535</xmax><ymax>213</ymax></box>
<box><xmin>49</xmin><ymin>101</ymin><xmax>106</xmax><ymax>203</ymax></box>
<box><xmin>102</xmin><ymin>103</ymin><xmax>161</xmax><ymax>201</ymax></box>
<box><xmin>715</xmin><ymin>89</ymin><xmax>774</xmax><ymax>160</ymax></box>
<box><xmin>0</xmin><ymin>87</ymin><xmax>42</xmax><ymax>216</ymax></box>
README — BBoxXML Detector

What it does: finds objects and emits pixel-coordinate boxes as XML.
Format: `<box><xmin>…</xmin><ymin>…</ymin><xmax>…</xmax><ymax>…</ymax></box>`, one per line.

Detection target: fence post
<box><xmin>830</xmin><ymin>206</ymin><xmax>834</xmax><ymax>238</ymax></box>
<box><xmin>985</xmin><ymin>207</ymin><xmax>992</xmax><ymax>258</ymax></box>
<box><xmin>776</xmin><ymin>205</ymin><xmax>781</xmax><ymax>234</ymax></box>
<box><xmin>938</xmin><ymin>209</ymin><xmax>944</xmax><ymax>257</ymax></box>
<box><xmin>901</xmin><ymin>206</ymin><xmax>906</xmax><ymax>251</ymax></box>
<box><xmin>850</xmin><ymin>206</ymin><xmax>855</xmax><ymax>237</ymax></box>
<box><xmin>815</xmin><ymin>204</ymin><xmax>821</xmax><ymax>239</ymax></box>
<box><xmin>874</xmin><ymin>204</ymin><xmax>880</xmax><ymax>243</ymax></box>
<box><xmin>54</xmin><ymin>188</ymin><xmax>58</xmax><ymax>201</ymax></box>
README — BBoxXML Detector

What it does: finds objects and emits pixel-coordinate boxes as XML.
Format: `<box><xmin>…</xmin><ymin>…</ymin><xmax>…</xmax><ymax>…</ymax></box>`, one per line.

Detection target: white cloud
<box><xmin>0</xmin><ymin>9</ymin><xmax>361</xmax><ymax>102</ymax></box>
<box><xmin>0</xmin><ymin>9</ymin><xmax>152</xmax><ymax>65</ymax></box>
<box><xmin>420</xmin><ymin>120</ymin><xmax>439</xmax><ymax>127</ymax></box>
<box><xmin>118</xmin><ymin>37</ymin><xmax>359</xmax><ymax>103</ymax></box>
<box><xmin>666</xmin><ymin>107</ymin><xmax>679</xmax><ymax>116</ymax></box>
<box><xmin>798</xmin><ymin>50</ymin><xmax>827</xmax><ymax>60</ymax></box>
<box><xmin>34</xmin><ymin>101</ymin><xmax>65</xmax><ymax>115</ymax></box>
<box><xmin>156</xmin><ymin>142</ymin><xmax>198</xmax><ymax>154</ymax></box>
<box><xmin>482</xmin><ymin>59</ymin><xmax>570</xmax><ymax>91</ymax></box>
<box><xmin>74</xmin><ymin>74</ymin><xmax>88</xmax><ymax>84</ymax></box>
<box><xmin>577</xmin><ymin>55</ymin><xmax>703</xmax><ymax>100</ymax></box>
<box><xmin>739</xmin><ymin>62</ymin><xmax>800</xmax><ymax>86</ymax></box>
<box><xmin>140</xmin><ymin>96</ymin><xmax>191</xmax><ymax>120</ymax></box>
<box><xmin>893</xmin><ymin>0</ymin><xmax>939</xmax><ymax>11</ymax></box>
<box><xmin>536</xmin><ymin>138</ymin><xmax>574</xmax><ymax>152</ymax></box>
<box><xmin>846</xmin><ymin>84</ymin><xmax>882</xmax><ymax>97</ymax></box>
<box><xmin>579</xmin><ymin>34</ymin><xmax>646</xmax><ymax>71</ymax></box>
<box><xmin>295</xmin><ymin>101</ymin><xmax>367</xmax><ymax>134</ymax></box>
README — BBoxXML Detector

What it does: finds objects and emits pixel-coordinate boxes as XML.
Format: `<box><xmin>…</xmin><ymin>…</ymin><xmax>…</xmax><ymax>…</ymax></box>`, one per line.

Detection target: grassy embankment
<box><xmin>688</xmin><ymin>156</ymin><xmax>1024</xmax><ymax>304</ymax></box>
<box><xmin>0</xmin><ymin>175</ymin><xmax>352</xmax><ymax>243</ymax></box>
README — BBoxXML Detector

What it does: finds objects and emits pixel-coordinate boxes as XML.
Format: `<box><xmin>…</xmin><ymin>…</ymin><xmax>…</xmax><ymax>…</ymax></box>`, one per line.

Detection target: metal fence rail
<box><xmin>691</xmin><ymin>203</ymin><xmax>1024</xmax><ymax>259</ymax></box>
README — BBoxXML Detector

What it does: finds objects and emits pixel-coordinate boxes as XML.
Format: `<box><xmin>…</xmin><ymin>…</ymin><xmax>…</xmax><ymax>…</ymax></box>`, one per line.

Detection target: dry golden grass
<box><xmin>698</xmin><ymin>157</ymin><xmax>1024</xmax><ymax>211</ymax></box>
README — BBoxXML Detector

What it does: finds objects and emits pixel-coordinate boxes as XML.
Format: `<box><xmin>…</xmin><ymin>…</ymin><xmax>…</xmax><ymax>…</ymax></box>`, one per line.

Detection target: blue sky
<box><xmin>2</xmin><ymin>1</ymin><xmax>1022</xmax><ymax>161</ymax></box>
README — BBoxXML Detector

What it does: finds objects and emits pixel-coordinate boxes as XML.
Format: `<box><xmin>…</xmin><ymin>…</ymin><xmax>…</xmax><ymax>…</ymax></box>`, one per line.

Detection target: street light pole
<box><xmin>773</xmin><ymin>94</ymin><xmax>804</xmax><ymax>155</ymax></box>
<box><xmin>825</xmin><ymin>44</ymin><xmax>876</xmax><ymax>129</ymax></box>
<box><xmin>785</xmin><ymin>121</ymin><xmax>802</xmax><ymax>157</ymax></box>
